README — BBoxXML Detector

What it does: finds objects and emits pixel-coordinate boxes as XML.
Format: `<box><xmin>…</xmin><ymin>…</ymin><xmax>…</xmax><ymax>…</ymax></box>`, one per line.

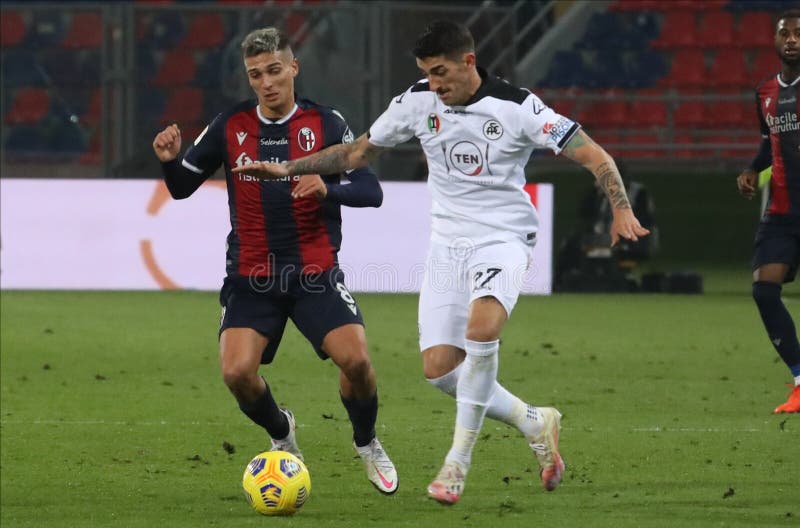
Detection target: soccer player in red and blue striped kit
<box><xmin>737</xmin><ymin>10</ymin><xmax>800</xmax><ymax>413</ymax></box>
<box><xmin>152</xmin><ymin>27</ymin><xmax>398</xmax><ymax>492</ymax></box>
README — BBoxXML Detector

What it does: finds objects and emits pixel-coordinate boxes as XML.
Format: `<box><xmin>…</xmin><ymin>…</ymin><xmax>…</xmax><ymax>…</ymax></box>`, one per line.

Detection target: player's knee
<box><xmin>752</xmin><ymin>281</ymin><xmax>781</xmax><ymax>307</ymax></box>
<box><xmin>465</xmin><ymin>325</ymin><xmax>500</xmax><ymax>342</ymax></box>
<box><xmin>339</xmin><ymin>351</ymin><xmax>373</xmax><ymax>383</ymax></box>
<box><xmin>221</xmin><ymin>363</ymin><xmax>257</xmax><ymax>395</ymax></box>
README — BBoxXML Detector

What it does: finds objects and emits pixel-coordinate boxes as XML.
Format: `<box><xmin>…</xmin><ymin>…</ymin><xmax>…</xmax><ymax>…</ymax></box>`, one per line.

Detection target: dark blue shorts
<box><xmin>218</xmin><ymin>267</ymin><xmax>364</xmax><ymax>364</ymax></box>
<box><xmin>752</xmin><ymin>214</ymin><xmax>800</xmax><ymax>283</ymax></box>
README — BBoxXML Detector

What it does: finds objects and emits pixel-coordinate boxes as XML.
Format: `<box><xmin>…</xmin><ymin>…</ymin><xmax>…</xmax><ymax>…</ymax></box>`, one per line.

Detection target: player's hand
<box><xmin>152</xmin><ymin>124</ymin><xmax>182</xmax><ymax>162</ymax></box>
<box><xmin>291</xmin><ymin>174</ymin><xmax>327</xmax><ymax>200</ymax></box>
<box><xmin>231</xmin><ymin>161</ymin><xmax>289</xmax><ymax>180</ymax></box>
<box><xmin>737</xmin><ymin>169</ymin><xmax>758</xmax><ymax>199</ymax></box>
<box><xmin>610</xmin><ymin>208</ymin><xmax>650</xmax><ymax>247</ymax></box>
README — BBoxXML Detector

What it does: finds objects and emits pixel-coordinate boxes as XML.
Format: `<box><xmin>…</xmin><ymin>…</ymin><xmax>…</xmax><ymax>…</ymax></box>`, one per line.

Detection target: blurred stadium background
<box><xmin>0</xmin><ymin>0</ymin><xmax>792</xmax><ymax>272</ymax></box>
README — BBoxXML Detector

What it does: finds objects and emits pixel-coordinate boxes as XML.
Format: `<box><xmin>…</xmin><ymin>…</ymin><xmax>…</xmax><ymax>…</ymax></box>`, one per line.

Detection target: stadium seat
<box><xmin>629</xmin><ymin>98</ymin><xmax>668</xmax><ymax>127</ymax></box>
<box><xmin>660</xmin><ymin>49</ymin><xmax>707</xmax><ymax>88</ymax></box>
<box><xmin>60</xmin><ymin>12</ymin><xmax>103</xmax><ymax>48</ymax></box>
<box><xmin>706</xmin><ymin>49</ymin><xmax>749</xmax><ymax>88</ymax></box>
<box><xmin>136</xmin><ymin>87</ymin><xmax>166</xmax><ymax>119</ymax></box>
<box><xmin>49</xmin><ymin>118</ymin><xmax>88</xmax><ymax>154</ymax></box>
<box><xmin>141</xmin><ymin>10</ymin><xmax>186</xmax><ymax>50</ymax></box>
<box><xmin>672</xmin><ymin>133</ymin><xmax>698</xmax><ymax>158</ymax></box>
<box><xmin>618</xmin><ymin>133</ymin><xmax>661</xmax><ymax>160</ymax></box>
<box><xmin>652</xmin><ymin>11</ymin><xmax>698</xmax><ymax>48</ymax></box>
<box><xmin>1</xmin><ymin>10</ymin><xmax>26</xmax><ymax>47</ymax></box>
<box><xmin>707</xmin><ymin>100</ymin><xmax>754</xmax><ymax>127</ymax></box>
<box><xmin>673</xmin><ymin>100</ymin><xmax>708</xmax><ymax>127</ymax></box>
<box><xmin>194</xmin><ymin>50</ymin><xmax>223</xmax><ymax>88</ymax></box>
<box><xmin>39</xmin><ymin>49</ymin><xmax>83</xmax><ymax>86</ymax></box>
<box><xmin>627</xmin><ymin>51</ymin><xmax>669</xmax><ymax>88</ymax></box>
<box><xmin>151</xmin><ymin>50</ymin><xmax>198</xmax><ymax>87</ymax></box>
<box><xmin>179</xmin><ymin>13</ymin><xmax>226</xmax><ymax>49</ymax></box>
<box><xmin>696</xmin><ymin>10</ymin><xmax>735</xmax><ymax>48</ymax></box>
<box><xmin>750</xmin><ymin>49</ymin><xmax>780</xmax><ymax>82</ymax></box>
<box><xmin>576</xmin><ymin>99</ymin><xmax>629</xmax><ymax>128</ymax></box>
<box><xmin>4</xmin><ymin>87</ymin><xmax>51</xmax><ymax>125</ymax></box>
<box><xmin>539</xmin><ymin>50</ymin><xmax>584</xmax><ymax>88</ymax></box>
<box><xmin>1</xmin><ymin>50</ymin><xmax>46</xmax><ymax>86</ymax></box>
<box><xmin>160</xmin><ymin>87</ymin><xmax>204</xmax><ymax>124</ymax></box>
<box><xmin>735</xmin><ymin>12</ymin><xmax>775</xmax><ymax>48</ymax></box>
<box><xmin>4</xmin><ymin>125</ymin><xmax>45</xmax><ymax>155</ymax></box>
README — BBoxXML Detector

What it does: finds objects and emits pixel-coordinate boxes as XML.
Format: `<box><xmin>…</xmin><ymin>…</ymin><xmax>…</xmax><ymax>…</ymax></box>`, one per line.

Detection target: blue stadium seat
<box><xmin>47</xmin><ymin>118</ymin><xmax>88</xmax><ymax>154</ymax></box>
<box><xmin>4</xmin><ymin>125</ymin><xmax>45</xmax><ymax>155</ymax></box>
<box><xmin>539</xmin><ymin>50</ymin><xmax>584</xmax><ymax>88</ymax></box>
<box><xmin>1</xmin><ymin>50</ymin><xmax>47</xmax><ymax>86</ymax></box>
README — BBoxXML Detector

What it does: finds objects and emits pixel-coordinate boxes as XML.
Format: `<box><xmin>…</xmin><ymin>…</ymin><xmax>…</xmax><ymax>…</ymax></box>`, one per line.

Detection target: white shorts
<box><xmin>418</xmin><ymin>239</ymin><xmax>532</xmax><ymax>352</ymax></box>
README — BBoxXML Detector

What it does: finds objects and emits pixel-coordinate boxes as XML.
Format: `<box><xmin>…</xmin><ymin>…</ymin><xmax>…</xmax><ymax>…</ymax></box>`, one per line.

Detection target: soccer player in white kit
<box><xmin>234</xmin><ymin>20</ymin><xmax>650</xmax><ymax>504</ymax></box>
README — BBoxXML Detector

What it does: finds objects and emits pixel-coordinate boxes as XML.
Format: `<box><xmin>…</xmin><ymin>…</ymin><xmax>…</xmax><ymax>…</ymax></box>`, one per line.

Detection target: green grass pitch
<box><xmin>1</xmin><ymin>274</ymin><xmax>798</xmax><ymax>527</ymax></box>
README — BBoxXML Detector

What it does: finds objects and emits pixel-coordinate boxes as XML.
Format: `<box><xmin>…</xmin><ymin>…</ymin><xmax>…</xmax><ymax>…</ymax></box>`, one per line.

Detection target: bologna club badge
<box><xmin>298</xmin><ymin>127</ymin><xmax>316</xmax><ymax>152</ymax></box>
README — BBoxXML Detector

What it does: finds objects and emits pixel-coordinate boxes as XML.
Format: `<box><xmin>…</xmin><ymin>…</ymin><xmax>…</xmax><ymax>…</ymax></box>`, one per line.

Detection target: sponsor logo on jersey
<box><xmin>236</xmin><ymin>131</ymin><xmax>247</xmax><ymax>145</ymax></box>
<box><xmin>542</xmin><ymin>117</ymin><xmax>574</xmax><ymax>143</ymax></box>
<box><xmin>779</xmin><ymin>96</ymin><xmax>797</xmax><ymax>105</ymax></box>
<box><xmin>483</xmin><ymin>120</ymin><xmax>503</xmax><ymax>140</ymax></box>
<box><xmin>298</xmin><ymin>127</ymin><xmax>316</xmax><ymax>151</ymax></box>
<box><xmin>427</xmin><ymin>113</ymin><xmax>441</xmax><ymax>134</ymax></box>
<box><xmin>259</xmin><ymin>137</ymin><xmax>288</xmax><ymax>146</ymax></box>
<box><xmin>235</xmin><ymin>152</ymin><xmax>253</xmax><ymax>168</ymax></box>
<box><xmin>449</xmin><ymin>141</ymin><xmax>483</xmax><ymax>176</ymax></box>
<box><xmin>765</xmin><ymin>111</ymin><xmax>800</xmax><ymax>134</ymax></box>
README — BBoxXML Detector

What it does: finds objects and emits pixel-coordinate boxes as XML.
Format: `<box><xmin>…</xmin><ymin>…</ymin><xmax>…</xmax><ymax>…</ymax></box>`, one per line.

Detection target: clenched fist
<box><xmin>153</xmin><ymin>124</ymin><xmax>182</xmax><ymax>162</ymax></box>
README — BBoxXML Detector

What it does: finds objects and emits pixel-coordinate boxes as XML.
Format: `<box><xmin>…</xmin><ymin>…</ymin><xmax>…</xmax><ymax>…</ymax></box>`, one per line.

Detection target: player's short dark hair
<box><xmin>412</xmin><ymin>20</ymin><xmax>475</xmax><ymax>60</ymax></box>
<box><xmin>241</xmin><ymin>27</ymin><xmax>292</xmax><ymax>58</ymax></box>
<box><xmin>776</xmin><ymin>9</ymin><xmax>800</xmax><ymax>28</ymax></box>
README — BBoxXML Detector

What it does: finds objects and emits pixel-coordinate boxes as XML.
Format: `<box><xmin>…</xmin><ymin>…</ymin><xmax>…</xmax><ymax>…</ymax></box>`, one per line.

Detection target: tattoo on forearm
<box><xmin>562</xmin><ymin>131</ymin><xmax>587</xmax><ymax>157</ymax></box>
<box><xmin>594</xmin><ymin>161</ymin><xmax>631</xmax><ymax>209</ymax></box>
<box><xmin>286</xmin><ymin>144</ymin><xmax>352</xmax><ymax>175</ymax></box>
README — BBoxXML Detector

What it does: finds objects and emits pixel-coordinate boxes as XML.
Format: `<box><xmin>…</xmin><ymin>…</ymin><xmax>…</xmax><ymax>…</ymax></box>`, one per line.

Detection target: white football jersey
<box><xmin>369</xmin><ymin>68</ymin><xmax>580</xmax><ymax>247</ymax></box>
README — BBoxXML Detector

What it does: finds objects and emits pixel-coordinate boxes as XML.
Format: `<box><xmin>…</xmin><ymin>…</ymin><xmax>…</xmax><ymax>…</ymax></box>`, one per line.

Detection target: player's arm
<box><xmin>292</xmin><ymin>167</ymin><xmax>383</xmax><ymax>207</ymax></box>
<box><xmin>738</xmin><ymin>92</ymin><xmax>771</xmax><ymax>199</ymax></box>
<box><xmin>153</xmin><ymin>124</ymin><xmax>217</xmax><ymax>199</ymax></box>
<box><xmin>561</xmin><ymin>129</ymin><xmax>650</xmax><ymax>246</ymax></box>
<box><xmin>233</xmin><ymin>133</ymin><xmax>387</xmax><ymax>180</ymax></box>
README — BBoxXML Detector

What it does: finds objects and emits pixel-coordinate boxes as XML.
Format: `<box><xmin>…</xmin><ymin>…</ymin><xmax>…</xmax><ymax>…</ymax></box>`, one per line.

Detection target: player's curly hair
<box><xmin>241</xmin><ymin>27</ymin><xmax>291</xmax><ymax>58</ymax></box>
<box><xmin>412</xmin><ymin>20</ymin><xmax>474</xmax><ymax>60</ymax></box>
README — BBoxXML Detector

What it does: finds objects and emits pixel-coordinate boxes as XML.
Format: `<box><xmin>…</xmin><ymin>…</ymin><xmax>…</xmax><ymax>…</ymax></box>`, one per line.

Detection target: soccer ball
<box><xmin>242</xmin><ymin>451</ymin><xmax>311</xmax><ymax>516</ymax></box>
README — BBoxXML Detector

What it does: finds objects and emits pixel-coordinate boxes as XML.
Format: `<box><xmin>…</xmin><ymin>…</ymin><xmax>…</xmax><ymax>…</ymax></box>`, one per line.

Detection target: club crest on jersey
<box><xmin>427</xmin><ymin>113</ymin><xmax>441</xmax><ymax>134</ymax></box>
<box><xmin>298</xmin><ymin>127</ymin><xmax>316</xmax><ymax>151</ymax></box>
<box><xmin>449</xmin><ymin>141</ymin><xmax>484</xmax><ymax>176</ymax></box>
<box><xmin>483</xmin><ymin>120</ymin><xmax>503</xmax><ymax>140</ymax></box>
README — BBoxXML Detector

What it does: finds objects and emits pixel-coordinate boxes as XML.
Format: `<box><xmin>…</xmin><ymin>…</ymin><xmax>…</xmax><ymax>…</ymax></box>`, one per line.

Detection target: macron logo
<box><xmin>236</xmin><ymin>132</ymin><xmax>247</xmax><ymax>145</ymax></box>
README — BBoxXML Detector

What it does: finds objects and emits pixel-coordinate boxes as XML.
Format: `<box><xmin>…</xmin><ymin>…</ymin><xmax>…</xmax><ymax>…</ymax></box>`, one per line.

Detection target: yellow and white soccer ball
<box><xmin>242</xmin><ymin>451</ymin><xmax>311</xmax><ymax>516</ymax></box>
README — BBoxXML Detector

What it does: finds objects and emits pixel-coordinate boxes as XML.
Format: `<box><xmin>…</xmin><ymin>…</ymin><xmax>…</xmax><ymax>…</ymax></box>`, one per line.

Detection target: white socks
<box><xmin>445</xmin><ymin>339</ymin><xmax>498</xmax><ymax>467</ymax></box>
<box><xmin>428</xmin><ymin>354</ymin><xmax>544</xmax><ymax>442</ymax></box>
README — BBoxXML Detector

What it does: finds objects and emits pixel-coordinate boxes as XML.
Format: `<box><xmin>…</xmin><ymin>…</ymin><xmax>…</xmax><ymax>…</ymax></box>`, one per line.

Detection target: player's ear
<box><xmin>291</xmin><ymin>57</ymin><xmax>299</xmax><ymax>78</ymax></box>
<box><xmin>463</xmin><ymin>52</ymin><xmax>476</xmax><ymax>68</ymax></box>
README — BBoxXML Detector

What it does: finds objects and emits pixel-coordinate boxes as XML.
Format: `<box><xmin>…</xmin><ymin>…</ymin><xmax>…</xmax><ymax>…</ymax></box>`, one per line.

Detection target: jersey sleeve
<box><xmin>749</xmin><ymin>89</ymin><xmax>772</xmax><ymax>172</ymax></box>
<box><xmin>520</xmin><ymin>93</ymin><xmax>581</xmax><ymax>154</ymax></box>
<box><xmin>182</xmin><ymin>113</ymin><xmax>226</xmax><ymax>176</ymax></box>
<box><xmin>368</xmin><ymin>88</ymin><xmax>419</xmax><ymax>148</ymax></box>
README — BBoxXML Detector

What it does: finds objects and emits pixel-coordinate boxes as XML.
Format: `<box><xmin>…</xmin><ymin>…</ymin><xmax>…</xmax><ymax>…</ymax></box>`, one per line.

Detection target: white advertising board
<box><xmin>0</xmin><ymin>180</ymin><xmax>552</xmax><ymax>293</ymax></box>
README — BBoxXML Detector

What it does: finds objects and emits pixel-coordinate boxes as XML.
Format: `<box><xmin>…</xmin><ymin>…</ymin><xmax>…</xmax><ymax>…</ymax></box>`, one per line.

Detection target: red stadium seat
<box><xmin>159</xmin><ymin>87</ymin><xmax>204</xmax><ymax>124</ymax></box>
<box><xmin>736</xmin><ymin>12</ymin><xmax>775</xmax><ymax>49</ymax></box>
<box><xmin>151</xmin><ymin>50</ymin><xmax>198</xmax><ymax>86</ymax></box>
<box><xmin>696</xmin><ymin>10</ymin><xmax>735</xmax><ymax>48</ymax></box>
<box><xmin>619</xmin><ymin>133</ymin><xmax>661</xmax><ymax>160</ymax></box>
<box><xmin>707</xmin><ymin>100</ymin><xmax>753</xmax><ymax>127</ymax></box>
<box><xmin>750</xmin><ymin>49</ymin><xmax>780</xmax><ymax>83</ymax></box>
<box><xmin>1</xmin><ymin>10</ymin><xmax>26</xmax><ymax>48</ymax></box>
<box><xmin>672</xmin><ymin>133</ymin><xmax>697</xmax><ymax>159</ymax></box>
<box><xmin>629</xmin><ymin>99</ymin><xmax>668</xmax><ymax>127</ymax></box>
<box><xmin>576</xmin><ymin>100</ymin><xmax>629</xmax><ymax>128</ymax></box>
<box><xmin>179</xmin><ymin>13</ymin><xmax>225</xmax><ymax>49</ymax></box>
<box><xmin>61</xmin><ymin>12</ymin><xmax>103</xmax><ymax>48</ymax></box>
<box><xmin>660</xmin><ymin>49</ymin><xmax>707</xmax><ymax>88</ymax></box>
<box><xmin>706</xmin><ymin>49</ymin><xmax>749</xmax><ymax>88</ymax></box>
<box><xmin>673</xmin><ymin>100</ymin><xmax>708</xmax><ymax>127</ymax></box>
<box><xmin>652</xmin><ymin>11</ymin><xmax>698</xmax><ymax>49</ymax></box>
<box><xmin>4</xmin><ymin>87</ymin><xmax>50</xmax><ymax>125</ymax></box>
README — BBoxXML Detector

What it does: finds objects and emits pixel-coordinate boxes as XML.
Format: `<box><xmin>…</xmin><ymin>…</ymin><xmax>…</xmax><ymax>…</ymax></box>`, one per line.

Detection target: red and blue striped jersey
<box><xmin>756</xmin><ymin>74</ymin><xmax>800</xmax><ymax>216</ymax></box>
<box><xmin>180</xmin><ymin>97</ymin><xmax>378</xmax><ymax>278</ymax></box>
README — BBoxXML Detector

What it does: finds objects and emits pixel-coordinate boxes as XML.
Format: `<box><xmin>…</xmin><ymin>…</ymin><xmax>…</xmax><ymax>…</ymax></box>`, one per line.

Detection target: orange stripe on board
<box><xmin>140</xmin><ymin>239</ymin><xmax>179</xmax><ymax>290</ymax></box>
